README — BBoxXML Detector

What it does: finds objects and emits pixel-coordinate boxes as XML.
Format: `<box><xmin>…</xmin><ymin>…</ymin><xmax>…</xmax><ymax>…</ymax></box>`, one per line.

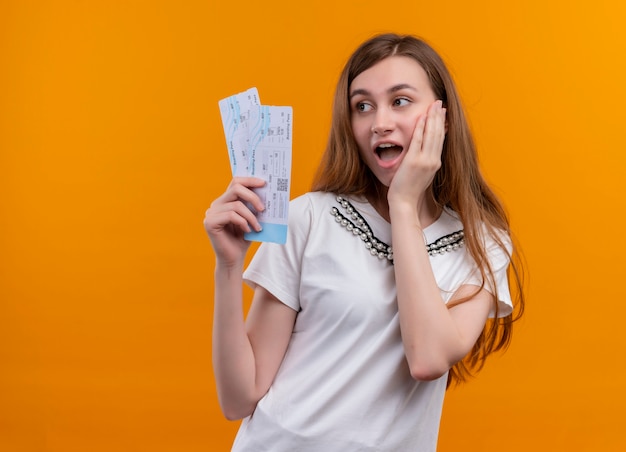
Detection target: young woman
<box><xmin>204</xmin><ymin>33</ymin><xmax>525</xmax><ymax>451</ymax></box>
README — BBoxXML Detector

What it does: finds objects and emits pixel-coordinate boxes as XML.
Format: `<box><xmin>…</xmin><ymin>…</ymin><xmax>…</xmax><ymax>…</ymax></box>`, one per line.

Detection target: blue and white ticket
<box><xmin>218</xmin><ymin>87</ymin><xmax>260</xmax><ymax>177</ymax></box>
<box><xmin>218</xmin><ymin>88</ymin><xmax>293</xmax><ymax>244</ymax></box>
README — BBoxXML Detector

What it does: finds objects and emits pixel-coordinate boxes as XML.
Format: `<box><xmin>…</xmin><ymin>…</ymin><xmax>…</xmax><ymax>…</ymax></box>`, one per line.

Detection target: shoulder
<box><xmin>424</xmin><ymin>207</ymin><xmax>464</xmax><ymax>245</ymax></box>
<box><xmin>290</xmin><ymin>191</ymin><xmax>336</xmax><ymax>206</ymax></box>
<box><xmin>283</xmin><ymin>191</ymin><xmax>336</xmax><ymax>240</ymax></box>
<box><xmin>441</xmin><ymin>208</ymin><xmax>511</xmax><ymax>248</ymax></box>
<box><xmin>431</xmin><ymin>208</ymin><xmax>512</xmax><ymax>264</ymax></box>
<box><xmin>289</xmin><ymin>191</ymin><xmax>336</xmax><ymax>218</ymax></box>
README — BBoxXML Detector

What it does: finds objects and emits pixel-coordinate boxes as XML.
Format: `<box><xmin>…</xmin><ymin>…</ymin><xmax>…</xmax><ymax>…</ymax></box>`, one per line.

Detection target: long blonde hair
<box><xmin>312</xmin><ymin>33</ymin><xmax>525</xmax><ymax>385</ymax></box>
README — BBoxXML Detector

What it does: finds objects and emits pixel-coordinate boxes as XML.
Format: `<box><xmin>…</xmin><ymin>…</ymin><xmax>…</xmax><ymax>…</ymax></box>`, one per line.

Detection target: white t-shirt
<box><xmin>233</xmin><ymin>192</ymin><xmax>512</xmax><ymax>451</ymax></box>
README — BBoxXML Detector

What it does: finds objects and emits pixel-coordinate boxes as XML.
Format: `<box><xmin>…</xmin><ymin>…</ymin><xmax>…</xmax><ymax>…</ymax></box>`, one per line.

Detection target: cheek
<box><xmin>351</xmin><ymin>120</ymin><xmax>370</xmax><ymax>146</ymax></box>
<box><xmin>403</xmin><ymin>106</ymin><xmax>430</xmax><ymax>131</ymax></box>
<box><xmin>413</xmin><ymin>105</ymin><xmax>431</xmax><ymax>120</ymax></box>
<box><xmin>399</xmin><ymin>115</ymin><xmax>420</xmax><ymax>134</ymax></box>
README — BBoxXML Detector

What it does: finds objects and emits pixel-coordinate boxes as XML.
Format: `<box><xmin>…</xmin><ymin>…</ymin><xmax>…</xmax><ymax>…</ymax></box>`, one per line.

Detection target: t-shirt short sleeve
<box><xmin>464</xmin><ymin>230</ymin><xmax>514</xmax><ymax>318</ymax></box>
<box><xmin>243</xmin><ymin>194</ymin><xmax>313</xmax><ymax>312</ymax></box>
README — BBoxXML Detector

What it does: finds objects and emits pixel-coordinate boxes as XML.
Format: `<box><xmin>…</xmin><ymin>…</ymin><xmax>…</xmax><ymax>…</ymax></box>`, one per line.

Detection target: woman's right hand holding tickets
<box><xmin>203</xmin><ymin>177</ymin><xmax>266</xmax><ymax>268</ymax></box>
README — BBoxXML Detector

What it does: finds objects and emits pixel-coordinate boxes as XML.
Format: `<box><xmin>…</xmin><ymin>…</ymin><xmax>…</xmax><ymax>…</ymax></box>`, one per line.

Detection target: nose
<box><xmin>371</xmin><ymin>108</ymin><xmax>393</xmax><ymax>135</ymax></box>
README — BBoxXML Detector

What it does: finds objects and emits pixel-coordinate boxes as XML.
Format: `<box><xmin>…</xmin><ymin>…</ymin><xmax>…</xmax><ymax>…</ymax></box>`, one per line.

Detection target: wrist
<box><xmin>215</xmin><ymin>257</ymin><xmax>246</xmax><ymax>275</ymax></box>
<box><xmin>389</xmin><ymin>200</ymin><xmax>423</xmax><ymax>228</ymax></box>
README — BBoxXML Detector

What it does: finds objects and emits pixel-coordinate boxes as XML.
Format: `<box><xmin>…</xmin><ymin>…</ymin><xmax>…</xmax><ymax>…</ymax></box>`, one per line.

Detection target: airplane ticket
<box><xmin>218</xmin><ymin>87</ymin><xmax>260</xmax><ymax>177</ymax></box>
<box><xmin>218</xmin><ymin>88</ymin><xmax>293</xmax><ymax>244</ymax></box>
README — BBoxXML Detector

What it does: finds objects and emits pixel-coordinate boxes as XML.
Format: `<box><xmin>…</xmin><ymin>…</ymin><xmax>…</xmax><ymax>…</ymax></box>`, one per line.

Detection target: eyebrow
<box><xmin>349</xmin><ymin>83</ymin><xmax>417</xmax><ymax>99</ymax></box>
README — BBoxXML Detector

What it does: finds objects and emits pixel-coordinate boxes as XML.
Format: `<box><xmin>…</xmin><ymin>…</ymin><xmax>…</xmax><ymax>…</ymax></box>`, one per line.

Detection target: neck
<box><xmin>367</xmin><ymin>187</ymin><xmax>441</xmax><ymax>228</ymax></box>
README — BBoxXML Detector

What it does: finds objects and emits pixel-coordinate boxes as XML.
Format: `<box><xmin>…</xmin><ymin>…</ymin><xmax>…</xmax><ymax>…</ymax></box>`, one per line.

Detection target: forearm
<box><xmin>390</xmin><ymin>204</ymin><xmax>468</xmax><ymax>380</ymax></box>
<box><xmin>212</xmin><ymin>263</ymin><xmax>259</xmax><ymax>419</ymax></box>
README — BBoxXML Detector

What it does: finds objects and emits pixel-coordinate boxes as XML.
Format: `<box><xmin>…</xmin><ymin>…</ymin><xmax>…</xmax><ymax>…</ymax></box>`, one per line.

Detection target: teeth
<box><xmin>377</xmin><ymin>143</ymin><xmax>395</xmax><ymax>148</ymax></box>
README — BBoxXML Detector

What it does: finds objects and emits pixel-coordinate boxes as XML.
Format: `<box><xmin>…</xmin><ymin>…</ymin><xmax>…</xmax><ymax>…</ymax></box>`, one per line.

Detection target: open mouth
<box><xmin>375</xmin><ymin>143</ymin><xmax>404</xmax><ymax>162</ymax></box>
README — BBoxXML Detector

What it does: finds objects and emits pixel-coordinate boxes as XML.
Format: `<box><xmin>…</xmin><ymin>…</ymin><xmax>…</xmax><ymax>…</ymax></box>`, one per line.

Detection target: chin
<box><xmin>378</xmin><ymin>171</ymin><xmax>396</xmax><ymax>188</ymax></box>
<box><xmin>371</xmin><ymin>175</ymin><xmax>392</xmax><ymax>189</ymax></box>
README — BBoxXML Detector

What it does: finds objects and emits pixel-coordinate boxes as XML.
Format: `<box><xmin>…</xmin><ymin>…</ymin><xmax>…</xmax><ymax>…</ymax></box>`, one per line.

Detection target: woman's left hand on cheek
<box><xmin>388</xmin><ymin>100</ymin><xmax>447</xmax><ymax>205</ymax></box>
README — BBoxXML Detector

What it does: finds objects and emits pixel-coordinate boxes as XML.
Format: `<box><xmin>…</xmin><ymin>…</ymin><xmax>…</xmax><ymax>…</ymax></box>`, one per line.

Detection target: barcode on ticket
<box><xmin>276</xmin><ymin>178</ymin><xmax>288</xmax><ymax>192</ymax></box>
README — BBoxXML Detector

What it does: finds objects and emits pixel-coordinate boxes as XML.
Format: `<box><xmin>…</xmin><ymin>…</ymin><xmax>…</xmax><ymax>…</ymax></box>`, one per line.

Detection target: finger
<box><xmin>422</xmin><ymin>101</ymin><xmax>446</xmax><ymax>153</ymax></box>
<box><xmin>230</xmin><ymin>176</ymin><xmax>267</xmax><ymax>189</ymax></box>
<box><xmin>408</xmin><ymin>114</ymin><xmax>427</xmax><ymax>155</ymax></box>
<box><xmin>207</xmin><ymin>199</ymin><xmax>263</xmax><ymax>233</ymax></box>
<box><xmin>204</xmin><ymin>209</ymin><xmax>252</xmax><ymax>235</ymax></box>
<box><xmin>226</xmin><ymin>200</ymin><xmax>263</xmax><ymax>232</ymax></box>
<box><xmin>219</xmin><ymin>178</ymin><xmax>267</xmax><ymax>212</ymax></box>
<box><xmin>424</xmin><ymin>101</ymin><xmax>444</xmax><ymax>136</ymax></box>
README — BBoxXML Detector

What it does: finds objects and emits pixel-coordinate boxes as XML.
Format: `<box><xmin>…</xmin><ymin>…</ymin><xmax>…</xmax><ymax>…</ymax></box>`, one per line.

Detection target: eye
<box><xmin>355</xmin><ymin>102</ymin><xmax>373</xmax><ymax>113</ymax></box>
<box><xmin>393</xmin><ymin>97</ymin><xmax>411</xmax><ymax>107</ymax></box>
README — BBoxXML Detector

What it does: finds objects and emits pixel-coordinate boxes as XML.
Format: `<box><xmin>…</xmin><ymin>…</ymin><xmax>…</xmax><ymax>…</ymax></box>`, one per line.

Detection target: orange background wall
<box><xmin>1</xmin><ymin>1</ymin><xmax>625</xmax><ymax>450</ymax></box>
